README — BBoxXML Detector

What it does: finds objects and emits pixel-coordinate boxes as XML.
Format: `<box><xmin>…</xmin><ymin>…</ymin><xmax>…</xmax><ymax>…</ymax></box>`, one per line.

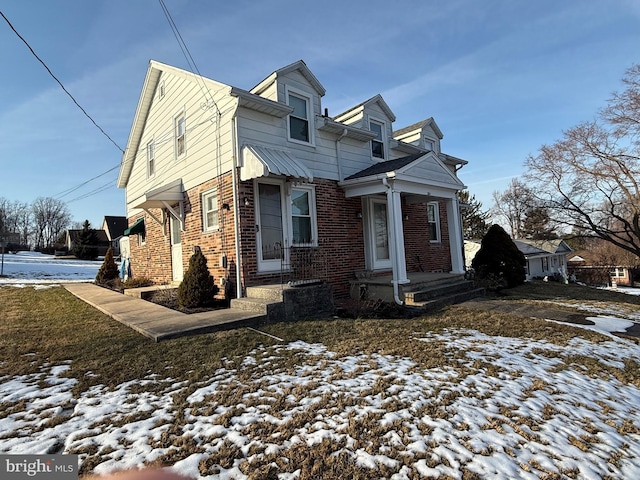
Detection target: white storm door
<box><xmin>169</xmin><ymin>214</ymin><xmax>183</xmax><ymax>282</ymax></box>
<box><xmin>368</xmin><ymin>198</ymin><xmax>392</xmax><ymax>270</ymax></box>
<box><xmin>256</xmin><ymin>181</ymin><xmax>286</xmax><ymax>272</ymax></box>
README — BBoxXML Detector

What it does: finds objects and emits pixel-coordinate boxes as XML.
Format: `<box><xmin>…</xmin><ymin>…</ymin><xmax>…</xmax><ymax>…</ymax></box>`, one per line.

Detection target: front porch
<box><xmin>350</xmin><ymin>271</ymin><xmax>484</xmax><ymax>308</ymax></box>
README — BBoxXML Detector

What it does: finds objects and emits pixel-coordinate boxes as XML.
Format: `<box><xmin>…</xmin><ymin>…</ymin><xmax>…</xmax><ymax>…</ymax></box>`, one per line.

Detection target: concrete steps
<box><xmin>403</xmin><ymin>279</ymin><xmax>484</xmax><ymax>310</ymax></box>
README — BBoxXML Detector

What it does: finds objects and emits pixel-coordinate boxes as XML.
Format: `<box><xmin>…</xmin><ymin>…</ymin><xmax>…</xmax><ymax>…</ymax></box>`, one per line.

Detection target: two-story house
<box><xmin>117</xmin><ymin>60</ymin><xmax>468</xmax><ymax>303</ymax></box>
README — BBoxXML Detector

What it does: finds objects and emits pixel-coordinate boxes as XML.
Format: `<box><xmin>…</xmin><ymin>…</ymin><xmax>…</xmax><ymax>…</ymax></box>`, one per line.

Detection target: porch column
<box><xmin>387</xmin><ymin>187</ymin><xmax>409</xmax><ymax>284</ymax></box>
<box><xmin>445</xmin><ymin>196</ymin><xmax>465</xmax><ymax>274</ymax></box>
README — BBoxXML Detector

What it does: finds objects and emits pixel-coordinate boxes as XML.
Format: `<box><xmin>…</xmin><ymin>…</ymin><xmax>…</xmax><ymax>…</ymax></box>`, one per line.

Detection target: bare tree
<box><xmin>524</xmin><ymin>64</ymin><xmax>640</xmax><ymax>257</ymax></box>
<box><xmin>491</xmin><ymin>178</ymin><xmax>534</xmax><ymax>238</ymax></box>
<box><xmin>32</xmin><ymin>197</ymin><xmax>71</xmax><ymax>249</ymax></box>
<box><xmin>0</xmin><ymin>198</ymin><xmax>32</xmax><ymax>246</ymax></box>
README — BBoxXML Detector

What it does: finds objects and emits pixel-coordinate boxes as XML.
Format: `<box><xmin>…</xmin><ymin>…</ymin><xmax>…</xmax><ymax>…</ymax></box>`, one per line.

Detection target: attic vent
<box><xmin>159</xmin><ymin>80</ymin><xmax>165</xmax><ymax>99</ymax></box>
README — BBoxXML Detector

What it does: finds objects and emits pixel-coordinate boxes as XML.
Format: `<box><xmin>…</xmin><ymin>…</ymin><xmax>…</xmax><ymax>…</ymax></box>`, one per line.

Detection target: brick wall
<box><xmin>128</xmin><ymin>174</ymin><xmax>455</xmax><ymax>299</ymax></box>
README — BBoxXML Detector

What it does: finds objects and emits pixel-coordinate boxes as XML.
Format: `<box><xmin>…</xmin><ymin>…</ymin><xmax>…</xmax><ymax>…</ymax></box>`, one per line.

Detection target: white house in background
<box><xmin>465</xmin><ymin>239</ymin><xmax>573</xmax><ymax>281</ymax></box>
<box><xmin>514</xmin><ymin>239</ymin><xmax>573</xmax><ymax>281</ymax></box>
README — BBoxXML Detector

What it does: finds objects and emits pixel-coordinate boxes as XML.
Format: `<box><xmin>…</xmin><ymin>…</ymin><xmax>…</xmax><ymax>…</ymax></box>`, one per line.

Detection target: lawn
<box><xmin>1</xmin><ymin>282</ymin><xmax>639</xmax><ymax>479</ymax></box>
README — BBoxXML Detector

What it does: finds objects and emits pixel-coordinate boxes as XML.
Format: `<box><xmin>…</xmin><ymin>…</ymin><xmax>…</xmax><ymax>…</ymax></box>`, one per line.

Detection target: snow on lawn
<box><xmin>0</xmin><ymin>251</ymin><xmax>102</xmax><ymax>284</ymax></box>
<box><xmin>2</xmin><ymin>333</ymin><xmax>640</xmax><ymax>478</ymax></box>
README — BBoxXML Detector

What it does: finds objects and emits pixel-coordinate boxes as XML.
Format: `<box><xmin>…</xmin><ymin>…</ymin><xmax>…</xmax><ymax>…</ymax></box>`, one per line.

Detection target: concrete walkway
<box><xmin>64</xmin><ymin>283</ymin><xmax>264</xmax><ymax>342</ymax></box>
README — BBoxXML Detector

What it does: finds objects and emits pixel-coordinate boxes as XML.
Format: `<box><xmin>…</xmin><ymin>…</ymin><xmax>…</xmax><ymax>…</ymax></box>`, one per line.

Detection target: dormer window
<box><xmin>424</xmin><ymin>138</ymin><xmax>435</xmax><ymax>151</ymax></box>
<box><xmin>370</xmin><ymin>120</ymin><xmax>385</xmax><ymax>159</ymax></box>
<box><xmin>288</xmin><ymin>92</ymin><xmax>310</xmax><ymax>143</ymax></box>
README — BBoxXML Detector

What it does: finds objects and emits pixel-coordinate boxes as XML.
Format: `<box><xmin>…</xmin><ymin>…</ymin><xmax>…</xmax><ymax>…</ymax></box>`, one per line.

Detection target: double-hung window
<box><xmin>290</xmin><ymin>186</ymin><xmax>316</xmax><ymax>245</ymax></box>
<box><xmin>288</xmin><ymin>92</ymin><xmax>310</xmax><ymax>143</ymax></box>
<box><xmin>370</xmin><ymin>120</ymin><xmax>385</xmax><ymax>159</ymax></box>
<box><xmin>427</xmin><ymin>202</ymin><xmax>441</xmax><ymax>243</ymax></box>
<box><xmin>146</xmin><ymin>141</ymin><xmax>155</xmax><ymax>178</ymax></box>
<box><xmin>202</xmin><ymin>189</ymin><xmax>219</xmax><ymax>231</ymax></box>
<box><xmin>175</xmin><ymin>113</ymin><xmax>186</xmax><ymax>158</ymax></box>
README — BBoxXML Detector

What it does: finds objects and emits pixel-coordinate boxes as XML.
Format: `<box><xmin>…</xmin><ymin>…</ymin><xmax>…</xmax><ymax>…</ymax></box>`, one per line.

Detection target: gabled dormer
<box><xmin>393</xmin><ymin>117</ymin><xmax>443</xmax><ymax>153</ymax></box>
<box><xmin>251</xmin><ymin>60</ymin><xmax>326</xmax><ymax>146</ymax></box>
<box><xmin>334</xmin><ymin>94</ymin><xmax>396</xmax><ymax>160</ymax></box>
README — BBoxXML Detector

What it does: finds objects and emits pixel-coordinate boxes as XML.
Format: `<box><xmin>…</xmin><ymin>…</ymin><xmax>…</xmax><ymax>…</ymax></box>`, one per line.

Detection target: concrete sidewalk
<box><xmin>64</xmin><ymin>283</ymin><xmax>264</xmax><ymax>342</ymax></box>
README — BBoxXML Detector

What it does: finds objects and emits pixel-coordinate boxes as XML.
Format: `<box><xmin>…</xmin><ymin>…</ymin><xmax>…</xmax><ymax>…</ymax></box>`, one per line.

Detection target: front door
<box><xmin>169</xmin><ymin>214</ymin><xmax>183</xmax><ymax>282</ymax></box>
<box><xmin>256</xmin><ymin>181</ymin><xmax>286</xmax><ymax>272</ymax></box>
<box><xmin>367</xmin><ymin>197</ymin><xmax>392</xmax><ymax>270</ymax></box>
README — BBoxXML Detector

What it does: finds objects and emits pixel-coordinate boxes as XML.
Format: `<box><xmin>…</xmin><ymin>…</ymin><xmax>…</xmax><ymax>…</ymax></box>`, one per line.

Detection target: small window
<box><xmin>288</xmin><ymin>93</ymin><xmax>310</xmax><ymax>143</ymax></box>
<box><xmin>542</xmin><ymin>257</ymin><xmax>549</xmax><ymax>271</ymax></box>
<box><xmin>146</xmin><ymin>141</ymin><xmax>155</xmax><ymax>177</ymax></box>
<box><xmin>370</xmin><ymin>121</ymin><xmax>385</xmax><ymax>159</ymax></box>
<box><xmin>202</xmin><ymin>189</ymin><xmax>219</xmax><ymax>231</ymax></box>
<box><xmin>290</xmin><ymin>186</ymin><xmax>317</xmax><ymax>245</ymax></box>
<box><xmin>175</xmin><ymin>114</ymin><xmax>186</xmax><ymax>158</ymax></box>
<box><xmin>424</xmin><ymin>138</ymin><xmax>435</xmax><ymax>151</ymax></box>
<box><xmin>427</xmin><ymin>202</ymin><xmax>440</xmax><ymax>242</ymax></box>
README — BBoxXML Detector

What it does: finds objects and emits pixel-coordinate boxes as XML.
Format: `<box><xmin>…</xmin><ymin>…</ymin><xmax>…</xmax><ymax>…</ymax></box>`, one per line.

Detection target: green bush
<box><xmin>177</xmin><ymin>249</ymin><xmax>219</xmax><ymax>309</ymax></box>
<box><xmin>95</xmin><ymin>247</ymin><xmax>120</xmax><ymax>287</ymax></box>
<box><xmin>472</xmin><ymin>224</ymin><xmax>526</xmax><ymax>289</ymax></box>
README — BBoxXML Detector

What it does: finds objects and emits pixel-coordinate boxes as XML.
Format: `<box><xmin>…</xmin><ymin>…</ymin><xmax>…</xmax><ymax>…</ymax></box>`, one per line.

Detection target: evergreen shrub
<box><xmin>95</xmin><ymin>247</ymin><xmax>120</xmax><ymax>288</ymax></box>
<box><xmin>177</xmin><ymin>249</ymin><xmax>219</xmax><ymax>309</ymax></box>
<box><xmin>472</xmin><ymin>224</ymin><xmax>526</xmax><ymax>289</ymax></box>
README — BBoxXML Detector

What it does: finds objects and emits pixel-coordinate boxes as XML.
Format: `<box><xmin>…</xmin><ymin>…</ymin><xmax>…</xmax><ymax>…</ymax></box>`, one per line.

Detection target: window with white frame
<box><xmin>288</xmin><ymin>92</ymin><xmax>310</xmax><ymax>143</ymax></box>
<box><xmin>146</xmin><ymin>141</ymin><xmax>155</xmax><ymax>178</ymax></box>
<box><xmin>175</xmin><ymin>113</ymin><xmax>186</xmax><ymax>158</ymax></box>
<box><xmin>424</xmin><ymin>137</ymin><xmax>437</xmax><ymax>152</ymax></box>
<box><xmin>427</xmin><ymin>202</ymin><xmax>440</xmax><ymax>242</ymax></box>
<box><xmin>541</xmin><ymin>257</ymin><xmax>549</xmax><ymax>271</ymax></box>
<box><xmin>290</xmin><ymin>185</ymin><xmax>317</xmax><ymax>245</ymax></box>
<box><xmin>370</xmin><ymin>120</ymin><xmax>385</xmax><ymax>159</ymax></box>
<box><xmin>202</xmin><ymin>189</ymin><xmax>219</xmax><ymax>231</ymax></box>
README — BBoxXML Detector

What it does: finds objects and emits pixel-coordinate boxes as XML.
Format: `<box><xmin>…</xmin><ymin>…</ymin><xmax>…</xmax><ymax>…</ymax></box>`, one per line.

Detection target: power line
<box><xmin>0</xmin><ymin>9</ymin><xmax>124</xmax><ymax>153</ymax></box>
<box><xmin>55</xmin><ymin>164</ymin><xmax>121</xmax><ymax>198</ymax></box>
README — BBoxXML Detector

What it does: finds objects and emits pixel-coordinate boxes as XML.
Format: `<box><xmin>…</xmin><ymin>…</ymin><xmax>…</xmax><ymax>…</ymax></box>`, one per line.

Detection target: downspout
<box><xmin>231</xmin><ymin>110</ymin><xmax>243</xmax><ymax>299</ymax></box>
<box><xmin>335</xmin><ymin>128</ymin><xmax>348</xmax><ymax>181</ymax></box>
<box><xmin>382</xmin><ymin>177</ymin><xmax>404</xmax><ymax>305</ymax></box>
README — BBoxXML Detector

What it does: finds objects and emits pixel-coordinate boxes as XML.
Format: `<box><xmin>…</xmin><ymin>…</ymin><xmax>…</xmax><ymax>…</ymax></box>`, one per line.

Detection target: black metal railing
<box><xmin>262</xmin><ymin>244</ymin><xmax>328</xmax><ymax>286</ymax></box>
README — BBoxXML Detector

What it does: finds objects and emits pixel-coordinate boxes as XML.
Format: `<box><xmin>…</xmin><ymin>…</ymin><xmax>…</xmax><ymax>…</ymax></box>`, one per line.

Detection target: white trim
<box><xmin>427</xmin><ymin>201</ymin><xmax>441</xmax><ymax>243</ymax></box>
<box><xmin>286</xmin><ymin>87</ymin><xmax>314</xmax><ymax>146</ymax></box>
<box><xmin>288</xmin><ymin>184</ymin><xmax>318</xmax><ymax>247</ymax></box>
<box><xmin>369</xmin><ymin>117</ymin><xmax>386</xmax><ymax>160</ymax></box>
<box><xmin>365</xmin><ymin>197</ymin><xmax>392</xmax><ymax>270</ymax></box>
<box><xmin>201</xmin><ymin>188</ymin><xmax>219</xmax><ymax>232</ymax></box>
<box><xmin>174</xmin><ymin>109</ymin><xmax>186</xmax><ymax>159</ymax></box>
<box><xmin>146</xmin><ymin>139</ymin><xmax>155</xmax><ymax>178</ymax></box>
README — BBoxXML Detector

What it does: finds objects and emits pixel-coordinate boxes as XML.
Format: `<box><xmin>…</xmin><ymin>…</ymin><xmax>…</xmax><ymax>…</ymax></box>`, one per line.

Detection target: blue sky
<box><xmin>0</xmin><ymin>0</ymin><xmax>638</xmax><ymax>227</ymax></box>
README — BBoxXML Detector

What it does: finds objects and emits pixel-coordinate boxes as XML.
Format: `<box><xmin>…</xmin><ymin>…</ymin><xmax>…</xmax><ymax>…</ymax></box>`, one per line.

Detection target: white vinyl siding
<box><xmin>202</xmin><ymin>189</ymin><xmax>219</xmax><ymax>231</ymax></box>
<box><xmin>427</xmin><ymin>202</ymin><xmax>440</xmax><ymax>243</ymax></box>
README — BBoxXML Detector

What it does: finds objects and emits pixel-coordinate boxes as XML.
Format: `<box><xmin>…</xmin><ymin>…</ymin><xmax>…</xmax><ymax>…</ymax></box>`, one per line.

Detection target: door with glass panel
<box><xmin>256</xmin><ymin>181</ymin><xmax>286</xmax><ymax>272</ymax></box>
<box><xmin>169</xmin><ymin>214</ymin><xmax>183</xmax><ymax>282</ymax></box>
<box><xmin>367</xmin><ymin>198</ymin><xmax>391</xmax><ymax>270</ymax></box>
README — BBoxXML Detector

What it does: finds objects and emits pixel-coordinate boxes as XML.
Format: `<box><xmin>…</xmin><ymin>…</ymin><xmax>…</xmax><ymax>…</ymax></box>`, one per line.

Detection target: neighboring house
<box><xmin>568</xmin><ymin>253</ymin><xmax>637</xmax><ymax>286</ymax></box>
<box><xmin>117</xmin><ymin>60</ymin><xmax>469</xmax><ymax>301</ymax></box>
<box><xmin>64</xmin><ymin>229</ymin><xmax>111</xmax><ymax>257</ymax></box>
<box><xmin>514</xmin><ymin>239</ymin><xmax>573</xmax><ymax>281</ymax></box>
<box><xmin>101</xmin><ymin>216</ymin><xmax>128</xmax><ymax>256</ymax></box>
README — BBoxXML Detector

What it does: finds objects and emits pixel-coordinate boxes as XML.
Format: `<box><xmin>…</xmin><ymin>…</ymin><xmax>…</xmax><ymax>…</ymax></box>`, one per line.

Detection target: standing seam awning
<box><xmin>240</xmin><ymin>145</ymin><xmax>313</xmax><ymax>181</ymax></box>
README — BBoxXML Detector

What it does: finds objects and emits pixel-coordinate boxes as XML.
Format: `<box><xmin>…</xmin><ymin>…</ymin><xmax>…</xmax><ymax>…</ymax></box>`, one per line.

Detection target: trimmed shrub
<box><xmin>177</xmin><ymin>249</ymin><xmax>219</xmax><ymax>309</ymax></box>
<box><xmin>472</xmin><ymin>224</ymin><xmax>526</xmax><ymax>289</ymax></box>
<box><xmin>95</xmin><ymin>247</ymin><xmax>120</xmax><ymax>288</ymax></box>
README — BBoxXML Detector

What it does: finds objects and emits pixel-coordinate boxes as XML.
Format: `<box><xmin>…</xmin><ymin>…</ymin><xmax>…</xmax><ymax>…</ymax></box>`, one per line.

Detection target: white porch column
<box><xmin>446</xmin><ymin>196</ymin><xmax>465</xmax><ymax>274</ymax></box>
<box><xmin>387</xmin><ymin>187</ymin><xmax>409</xmax><ymax>284</ymax></box>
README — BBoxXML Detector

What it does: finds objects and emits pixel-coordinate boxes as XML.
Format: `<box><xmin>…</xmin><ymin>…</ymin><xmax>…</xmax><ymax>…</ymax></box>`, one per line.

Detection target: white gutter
<box><xmin>231</xmin><ymin>109</ymin><xmax>243</xmax><ymax>299</ymax></box>
<box><xmin>382</xmin><ymin>177</ymin><xmax>404</xmax><ymax>305</ymax></box>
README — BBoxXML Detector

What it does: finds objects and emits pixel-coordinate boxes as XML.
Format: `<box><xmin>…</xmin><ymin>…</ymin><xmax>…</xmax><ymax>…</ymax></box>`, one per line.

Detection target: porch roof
<box><xmin>131</xmin><ymin>179</ymin><xmax>184</xmax><ymax>210</ymax></box>
<box><xmin>240</xmin><ymin>145</ymin><xmax>313</xmax><ymax>181</ymax></box>
<box><xmin>339</xmin><ymin>152</ymin><xmax>465</xmax><ymax>198</ymax></box>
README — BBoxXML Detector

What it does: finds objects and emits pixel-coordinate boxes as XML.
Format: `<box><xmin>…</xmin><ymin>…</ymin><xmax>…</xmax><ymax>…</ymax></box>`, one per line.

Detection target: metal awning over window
<box><xmin>240</xmin><ymin>145</ymin><xmax>313</xmax><ymax>181</ymax></box>
<box><xmin>123</xmin><ymin>218</ymin><xmax>145</xmax><ymax>236</ymax></box>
